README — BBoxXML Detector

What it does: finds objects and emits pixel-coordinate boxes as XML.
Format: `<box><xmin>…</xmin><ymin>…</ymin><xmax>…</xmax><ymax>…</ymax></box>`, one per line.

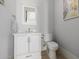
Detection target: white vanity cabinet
<box><xmin>14</xmin><ymin>33</ymin><xmax>41</xmax><ymax>59</ymax></box>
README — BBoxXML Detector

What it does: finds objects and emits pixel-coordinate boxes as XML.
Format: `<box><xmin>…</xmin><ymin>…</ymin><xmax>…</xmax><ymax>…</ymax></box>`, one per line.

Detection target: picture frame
<box><xmin>63</xmin><ymin>0</ymin><xmax>79</xmax><ymax>20</ymax></box>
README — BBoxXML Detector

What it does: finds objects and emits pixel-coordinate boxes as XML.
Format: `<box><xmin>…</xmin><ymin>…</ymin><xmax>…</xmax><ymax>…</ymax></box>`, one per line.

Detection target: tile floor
<box><xmin>42</xmin><ymin>49</ymin><xmax>67</xmax><ymax>59</ymax></box>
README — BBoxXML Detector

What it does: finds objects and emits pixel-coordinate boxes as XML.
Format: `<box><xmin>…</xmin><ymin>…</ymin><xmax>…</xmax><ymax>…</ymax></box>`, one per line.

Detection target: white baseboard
<box><xmin>60</xmin><ymin>47</ymin><xmax>79</xmax><ymax>59</ymax></box>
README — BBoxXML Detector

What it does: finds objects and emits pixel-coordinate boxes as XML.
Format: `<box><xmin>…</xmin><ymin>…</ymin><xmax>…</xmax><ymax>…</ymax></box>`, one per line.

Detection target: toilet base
<box><xmin>48</xmin><ymin>50</ymin><xmax>56</xmax><ymax>59</ymax></box>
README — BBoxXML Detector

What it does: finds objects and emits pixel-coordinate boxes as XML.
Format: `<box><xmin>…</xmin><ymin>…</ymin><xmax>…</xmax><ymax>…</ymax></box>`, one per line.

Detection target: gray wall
<box><xmin>54</xmin><ymin>0</ymin><xmax>79</xmax><ymax>57</ymax></box>
<box><xmin>0</xmin><ymin>0</ymin><xmax>16</xmax><ymax>59</ymax></box>
<box><xmin>0</xmin><ymin>5</ymin><xmax>12</xmax><ymax>59</ymax></box>
<box><xmin>5</xmin><ymin>0</ymin><xmax>16</xmax><ymax>15</ymax></box>
<box><xmin>48</xmin><ymin>0</ymin><xmax>54</xmax><ymax>33</ymax></box>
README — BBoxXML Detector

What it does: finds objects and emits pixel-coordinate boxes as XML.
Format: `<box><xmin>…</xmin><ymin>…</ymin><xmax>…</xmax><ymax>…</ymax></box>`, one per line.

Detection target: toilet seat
<box><xmin>47</xmin><ymin>42</ymin><xmax>58</xmax><ymax>51</ymax></box>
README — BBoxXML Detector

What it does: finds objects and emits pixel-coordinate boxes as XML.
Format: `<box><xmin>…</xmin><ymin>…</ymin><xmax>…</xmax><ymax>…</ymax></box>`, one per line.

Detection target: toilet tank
<box><xmin>44</xmin><ymin>33</ymin><xmax>53</xmax><ymax>42</ymax></box>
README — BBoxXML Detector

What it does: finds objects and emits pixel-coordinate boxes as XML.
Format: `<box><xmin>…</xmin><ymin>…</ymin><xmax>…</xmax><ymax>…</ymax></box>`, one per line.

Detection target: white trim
<box><xmin>59</xmin><ymin>47</ymin><xmax>79</xmax><ymax>59</ymax></box>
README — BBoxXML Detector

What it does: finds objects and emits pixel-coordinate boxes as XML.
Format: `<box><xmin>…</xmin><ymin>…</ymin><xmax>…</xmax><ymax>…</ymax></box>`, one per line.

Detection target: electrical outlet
<box><xmin>0</xmin><ymin>0</ymin><xmax>4</xmax><ymax>5</ymax></box>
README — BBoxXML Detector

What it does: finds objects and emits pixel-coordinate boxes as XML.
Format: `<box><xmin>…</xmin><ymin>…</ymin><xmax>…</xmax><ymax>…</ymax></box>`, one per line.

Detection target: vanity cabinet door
<box><xmin>16</xmin><ymin>52</ymin><xmax>41</xmax><ymax>59</ymax></box>
<box><xmin>29</xmin><ymin>34</ymin><xmax>41</xmax><ymax>52</ymax></box>
<box><xmin>14</xmin><ymin>35</ymin><xmax>28</xmax><ymax>55</ymax></box>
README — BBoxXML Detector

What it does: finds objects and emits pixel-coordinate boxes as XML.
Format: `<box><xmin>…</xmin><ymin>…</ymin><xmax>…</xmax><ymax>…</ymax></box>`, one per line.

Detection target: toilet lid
<box><xmin>47</xmin><ymin>42</ymin><xmax>58</xmax><ymax>49</ymax></box>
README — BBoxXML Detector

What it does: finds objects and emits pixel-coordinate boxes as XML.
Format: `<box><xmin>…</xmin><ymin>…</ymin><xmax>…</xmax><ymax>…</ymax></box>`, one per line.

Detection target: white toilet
<box><xmin>47</xmin><ymin>42</ymin><xmax>58</xmax><ymax>59</ymax></box>
<box><xmin>42</xmin><ymin>33</ymin><xmax>58</xmax><ymax>59</ymax></box>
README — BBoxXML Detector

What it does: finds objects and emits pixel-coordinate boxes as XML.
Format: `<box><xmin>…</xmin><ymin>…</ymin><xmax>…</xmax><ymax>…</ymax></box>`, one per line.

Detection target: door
<box><xmin>14</xmin><ymin>34</ymin><xmax>28</xmax><ymax>55</ymax></box>
<box><xmin>29</xmin><ymin>33</ymin><xmax>41</xmax><ymax>52</ymax></box>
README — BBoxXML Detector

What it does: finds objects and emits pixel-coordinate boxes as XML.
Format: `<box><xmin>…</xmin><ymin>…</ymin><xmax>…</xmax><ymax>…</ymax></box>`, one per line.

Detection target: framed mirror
<box><xmin>22</xmin><ymin>6</ymin><xmax>37</xmax><ymax>25</ymax></box>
